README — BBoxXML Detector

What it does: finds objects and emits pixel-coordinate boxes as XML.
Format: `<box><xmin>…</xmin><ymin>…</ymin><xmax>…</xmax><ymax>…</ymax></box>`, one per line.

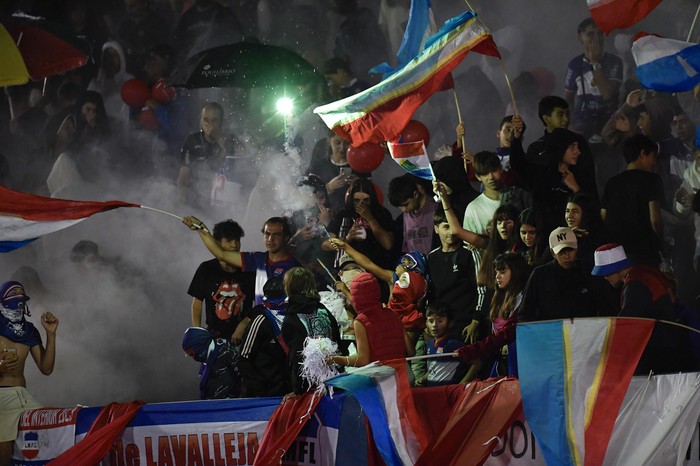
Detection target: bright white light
<box><xmin>276</xmin><ymin>97</ymin><xmax>294</xmax><ymax>116</ymax></box>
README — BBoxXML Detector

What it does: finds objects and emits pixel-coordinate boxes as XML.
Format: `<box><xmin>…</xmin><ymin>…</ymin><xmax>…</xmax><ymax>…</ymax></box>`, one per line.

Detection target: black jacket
<box><xmin>282</xmin><ymin>295</ymin><xmax>343</xmax><ymax>394</ymax></box>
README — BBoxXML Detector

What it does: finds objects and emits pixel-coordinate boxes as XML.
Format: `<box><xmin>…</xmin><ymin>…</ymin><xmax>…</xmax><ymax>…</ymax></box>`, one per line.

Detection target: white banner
<box><xmin>13</xmin><ymin>408</ymin><xmax>80</xmax><ymax>465</ymax></box>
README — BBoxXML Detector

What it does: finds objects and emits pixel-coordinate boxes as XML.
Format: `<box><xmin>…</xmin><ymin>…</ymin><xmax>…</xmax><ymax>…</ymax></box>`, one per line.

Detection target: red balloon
<box><xmin>400</xmin><ymin>120</ymin><xmax>430</xmax><ymax>146</ymax></box>
<box><xmin>151</xmin><ymin>78</ymin><xmax>176</xmax><ymax>104</ymax></box>
<box><xmin>121</xmin><ymin>79</ymin><xmax>151</xmax><ymax>108</ymax></box>
<box><xmin>347</xmin><ymin>143</ymin><xmax>384</xmax><ymax>174</ymax></box>
<box><xmin>138</xmin><ymin>108</ymin><xmax>159</xmax><ymax>132</ymax></box>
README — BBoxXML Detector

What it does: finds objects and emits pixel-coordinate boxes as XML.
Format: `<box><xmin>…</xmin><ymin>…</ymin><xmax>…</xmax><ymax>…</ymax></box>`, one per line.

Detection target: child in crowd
<box><xmin>281</xmin><ymin>267</ymin><xmax>343</xmax><ymax>395</ymax></box>
<box><xmin>328</xmin><ymin>272</ymin><xmax>412</xmax><ymax>368</ymax></box>
<box><xmin>454</xmin><ymin>116</ymin><xmax>523</xmax><ymax>187</ymax></box>
<box><xmin>478</xmin><ymin>204</ymin><xmax>521</xmax><ymax>291</ymax></box>
<box><xmin>416</xmin><ymin>303</ymin><xmax>475</xmax><ymax>386</ymax></box>
<box><xmin>524</xmin><ymin>95</ymin><xmax>572</xmax><ymax>165</ymax></box>
<box><xmin>329</xmin><ymin>238</ymin><xmax>428</xmax><ymax>334</ymax></box>
<box><xmin>488</xmin><ymin>253</ymin><xmax>531</xmax><ymax>376</ymax></box>
<box><xmin>427</xmin><ymin>208</ymin><xmax>478</xmax><ymax>343</ymax></box>
<box><xmin>564</xmin><ymin>193</ymin><xmax>607</xmax><ymax>272</ymax></box>
<box><xmin>513</xmin><ymin>208</ymin><xmax>550</xmax><ymax>266</ymax></box>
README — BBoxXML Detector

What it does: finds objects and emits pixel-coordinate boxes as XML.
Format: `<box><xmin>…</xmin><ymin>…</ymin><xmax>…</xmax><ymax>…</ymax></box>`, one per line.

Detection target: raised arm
<box><xmin>330</xmin><ymin>238</ymin><xmax>393</xmax><ymax>285</ymax></box>
<box><xmin>30</xmin><ymin>312</ymin><xmax>58</xmax><ymax>376</ymax></box>
<box><xmin>183</xmin><ymin>216</ymin><xmax>243</xmax><ymax>269</ymax></box>
<box><xmin>433</xmin><ymin>181</ymin><xmax>488</xmax><ymax>249</ymax></box>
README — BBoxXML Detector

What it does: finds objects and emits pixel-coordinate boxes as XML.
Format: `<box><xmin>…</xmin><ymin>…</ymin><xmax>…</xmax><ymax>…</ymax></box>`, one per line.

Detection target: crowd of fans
<box><xmin>1</xmin><ymin>0</ymin><xmax>700</xmax><ymax>403</ymax></box>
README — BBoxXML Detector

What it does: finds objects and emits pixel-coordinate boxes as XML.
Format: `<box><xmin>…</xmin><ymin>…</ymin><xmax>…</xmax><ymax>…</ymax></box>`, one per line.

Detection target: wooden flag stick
<box><xmin>499</xmin><ymin>59</ymin><xmax>519</xmax><ymax>116</ymax></box>
<box><xmin>452</xmin><ymin>89</ymin><xmax>466</xmax><ymax>155</ymax></box>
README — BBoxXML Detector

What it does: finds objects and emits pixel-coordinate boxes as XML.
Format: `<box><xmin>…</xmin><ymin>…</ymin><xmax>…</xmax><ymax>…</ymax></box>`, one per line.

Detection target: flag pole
<box><xmin>139</xmin><ymin>205</ymin><xmax>183</xmax><ymax>221</ymax></box>
<box><xmin>687</xmin><ymin>2</ymin><xmax>700</xmax><ymax>41</ymax></box>
<box><xmin>406</xmin><ymin>352</ymin><xmax>458</xmax><ymax>362</ymax></box>
<box><xmin>452</xmin><ymin>89</ymin><xmax>466</xmax><ymax>156</ymax></box>
<box><xmin>139</xmin><ymin>205</ymin><xmax>212</xmax><ymax>232</ymax></box>
<box><xmin>499</xmin><ymin>59</ymin><xmax>519</xmax><ymax>116</ymax></box>
<box><xmin>316</xmin><ymin>258</ymin><xmax>337</xmax><ymax>284</ymax></box>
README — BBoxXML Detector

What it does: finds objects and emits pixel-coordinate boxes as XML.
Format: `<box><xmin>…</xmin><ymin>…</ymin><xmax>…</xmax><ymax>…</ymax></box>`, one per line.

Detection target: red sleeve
<box><xmin>456</xmin><ymin>315</ymin><xmax>517</xmax><ymax>362</ymax></box>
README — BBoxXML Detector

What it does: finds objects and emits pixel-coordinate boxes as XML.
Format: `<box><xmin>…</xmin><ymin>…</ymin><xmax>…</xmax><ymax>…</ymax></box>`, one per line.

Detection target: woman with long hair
<box><xmin>477</xmin><ymin>204</ymin><xmax>521</xmax><ymax>290</ymax></box>
<box><xmin>564</xmin><ymin>192</ymin><xmax>607</xmax><ymax>272</ymax></box>
<box><xmin>511</xmin><ymin>127</ymin><xmax>598</xmax><ymax>233</ymax></box>
<box><xmin>307</xmin><ymin>131</ymin><xmax>357</xmax><ymax>214</ymax></box>
<box><xmin>488</xmin><ymin>253</ymin><xmax>530</xmax><ymax>376</ymax></box>
<box><xmin>76</xmin><ymin>90</ymin><xmax>112</xmax><ymax>147</ymax></box>
<box><xmin>323</xmin><ymin>177</ymin><xmax>394</xmax><ymax>270</ymax></box>
<box><xmin>512</xmin><ymin>208</ymin><xmax>549</xmax><ymax>266</ymax></box>
<box><xmin>281</xmin><ymin>267</ymin><xmax>343</xmax><ymax>395</ymax></box>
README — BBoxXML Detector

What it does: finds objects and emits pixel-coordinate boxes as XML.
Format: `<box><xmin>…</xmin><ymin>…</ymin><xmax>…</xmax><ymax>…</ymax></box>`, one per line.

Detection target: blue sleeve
<box><xmin>241</xmin><ymin>251</ymin><xmax>263</xmax><ymax>273</ymax></box>
<box><xmin>564</xmin><ymin>57</ymin><xmax>578</xmax><ymax>93</ymax></box>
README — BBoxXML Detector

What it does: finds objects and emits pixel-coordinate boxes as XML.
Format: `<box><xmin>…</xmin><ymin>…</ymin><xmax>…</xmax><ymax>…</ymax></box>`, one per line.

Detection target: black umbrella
<box><xmin>171</xmin><ymin>42</ymin><xmax>323</xmax><ymax>89</ymax></box>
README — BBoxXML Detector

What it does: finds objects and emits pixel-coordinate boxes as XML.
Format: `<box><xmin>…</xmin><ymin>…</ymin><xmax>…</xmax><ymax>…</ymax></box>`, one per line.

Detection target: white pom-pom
<box><xmin>301</xmin><ymin>337</ymin><xmax>339</xmax><ymax>388</ymax></box>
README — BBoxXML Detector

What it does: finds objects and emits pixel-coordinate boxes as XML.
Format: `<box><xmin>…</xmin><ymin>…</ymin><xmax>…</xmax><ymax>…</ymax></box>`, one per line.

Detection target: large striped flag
<box><xmin>587</xmin><ymin>0</ymin><xmax>662</xmax><ymax>35</ymax></box>
<box><xmin>517</xmin><ymin>318</ymin><xmax>654</xmax><ymax>466</ymax></box>
<box><xmin>314</xmin><ymin>10</ymin><xmax>499</xmax><ymax>147</ymax></box>
<box><xmin>632</xmin><ymin>33</ymin><xmax>700</xmax><ymax>92</ymax></box>
<box><xmin>0</xmin><ymin>185</ymin><xmax>139</xmax><ymax>252</ymax></box>
<box><xmin>388</xmin><ymin>141</ymin><xmax>433</xmax><ymax>180</ymax></box>
<box><xmin>324</xmin><ymin>359</ymin><xmax>430</xmax><ymax>466</ymax></box>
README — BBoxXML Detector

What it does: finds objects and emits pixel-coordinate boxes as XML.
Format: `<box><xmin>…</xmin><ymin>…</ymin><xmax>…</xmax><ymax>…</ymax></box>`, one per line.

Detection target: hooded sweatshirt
<box><xmin>351</xmin><ymin>273</ymin><xmax>406</xmax><ymax>362</ymax></box>
<box><xmin>282</xmin><ymin>295</ymin><xmax>341</xmax><ymax>394</ymax></box>
<box><xmin>88</xmin><ymin>41</ymin><xmax>134</xmax><ymax>120</ymax></box>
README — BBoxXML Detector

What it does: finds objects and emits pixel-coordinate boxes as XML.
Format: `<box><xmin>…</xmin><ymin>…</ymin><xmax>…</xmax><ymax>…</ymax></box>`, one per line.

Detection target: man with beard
<box><xmin>0</xmin><ymin>282</ymin><xmax>58</xmax><ymax>466</ymax></box>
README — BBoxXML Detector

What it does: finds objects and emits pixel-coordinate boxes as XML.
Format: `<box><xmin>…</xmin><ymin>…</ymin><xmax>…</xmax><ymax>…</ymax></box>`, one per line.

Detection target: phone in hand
<box><xmin>339</xmin><ymin>167</ymin><xmax>352</xmax><ymax>177</ymax></box>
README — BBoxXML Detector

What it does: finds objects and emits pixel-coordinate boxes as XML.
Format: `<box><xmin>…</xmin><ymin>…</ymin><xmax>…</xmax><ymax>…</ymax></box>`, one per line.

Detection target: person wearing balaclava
<box><xmin>0</xmin><ymin>281</ymin><xmax>59</xmax><ymax>466</ymax></box>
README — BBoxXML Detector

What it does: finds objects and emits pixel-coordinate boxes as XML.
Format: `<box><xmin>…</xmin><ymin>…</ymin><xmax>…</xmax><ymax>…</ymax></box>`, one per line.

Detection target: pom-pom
<box><xmin>300</xmin><ymin>337</ymin><xmax>339</xmax><ymax>388</ymax></box>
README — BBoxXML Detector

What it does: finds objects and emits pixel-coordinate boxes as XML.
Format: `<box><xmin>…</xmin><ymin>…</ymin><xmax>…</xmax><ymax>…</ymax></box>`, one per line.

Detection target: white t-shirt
<box><xmin>463</xmin><ymin>193</ymin><xmax>501</xmax><ymax>235</ymax></box>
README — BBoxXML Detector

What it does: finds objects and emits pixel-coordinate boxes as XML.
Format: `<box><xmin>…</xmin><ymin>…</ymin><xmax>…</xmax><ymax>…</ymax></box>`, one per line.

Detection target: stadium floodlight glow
<box><xmin>276</xmin><ymin>97</ymin><xmax>294</xmax><ymax>116</ymax></box>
